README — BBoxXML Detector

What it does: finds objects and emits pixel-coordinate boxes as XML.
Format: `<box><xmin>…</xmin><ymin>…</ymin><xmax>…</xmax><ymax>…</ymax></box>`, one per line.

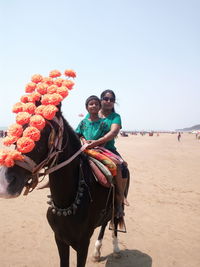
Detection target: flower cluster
<box><xmin>0</xmin><ymin>69</ymin><xmax>76</xmax><ymax>167</ymax></box>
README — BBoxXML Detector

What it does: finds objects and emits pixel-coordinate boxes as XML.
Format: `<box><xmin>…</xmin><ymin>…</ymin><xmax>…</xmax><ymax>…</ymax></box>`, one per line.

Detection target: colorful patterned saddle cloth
<box><xmin>84</xmin><ymin>147</ymin><xmax>123</xmax><ymax>188</ymax></box>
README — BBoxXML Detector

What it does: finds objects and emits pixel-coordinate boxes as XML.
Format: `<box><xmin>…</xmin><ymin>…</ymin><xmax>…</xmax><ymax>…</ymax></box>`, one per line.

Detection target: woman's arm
<box><xmin>86</xmin><ymin>123</ymin><xmax>120</xmax><ymax>148</ymax></box>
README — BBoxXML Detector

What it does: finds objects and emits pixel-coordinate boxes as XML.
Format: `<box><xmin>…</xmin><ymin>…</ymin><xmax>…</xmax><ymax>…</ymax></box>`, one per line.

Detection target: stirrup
<box><xmin>109</xmin><ymin>218</ymin><xmax>127</xmax><ymax>233</ymax></box>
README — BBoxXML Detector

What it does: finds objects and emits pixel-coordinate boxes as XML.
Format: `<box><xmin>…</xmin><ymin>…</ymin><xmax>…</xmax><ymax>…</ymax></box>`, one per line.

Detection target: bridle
<box><xmin>14</xmin><ymin>116</ymin><xmax>87</xmax><ymax>195</ymax></box>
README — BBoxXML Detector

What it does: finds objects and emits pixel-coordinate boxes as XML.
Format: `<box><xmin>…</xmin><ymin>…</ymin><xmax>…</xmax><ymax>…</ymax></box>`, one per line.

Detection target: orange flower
<box><xmin>0</xmin><ymin>68</ymin><xmax>77</xmax><ymax>167</ymax></box>
<box><xmin>35</xmin><ymin>105</ymin><xmax>46</xmax><ymax>116</ymax></box>
<box><xmin>29</xmin><ymin>115</ymin><xmax>46</xmax><ymax>130</ymax></box>
<box><xmin>57</xmin><ymin>86</ymin><xmax>69</xmax><ymax>98</ymax></box>
<box><xmin>47</xmin><ymin>85</ymin><xmax>58</xmax><ymax>94</ymax></box>
<box><xmin>41</xmin><ymin>93</ymin><xmax>63</xmax><ymax>106</ymax></box>
<box><xmin>3</xmin><ymin>136</ymin><xmax>18</xmax><ymax>146</ymax></box>
<box><xmin>42</xmin><ymin>77</ymin><xmax>54</xmax><ymax>85</ymax></box>
<box><xmin>4</xmin><ymin>155</ymin><xmax>15</xmax><ymax>167</ymax></box>
<box><xmin>17</xmin><ymin>137</ymin><xmax>35</xmax><ymax>153</ymax></box>
<box><xmin>23</xmin><ymin>103</ymin><xmax>36</xmax><ymax>114</ymax></box>
<box><xmin>0</xmin><ymin>150</ymin><xmax>24</xmax><ymax>167</ymax></box>
<box><xmin>16</xmin><ymin>112</ymin><xmax>31</xmax><ymax>125</ymax></box>
<box><xmin>20</xmin><ymin>95</ymin><xmax>29</xmax><ymax>103</ymax></box>
<box><xmin>54</xmin><ymin>78</ymin><xmax>64</xmax><ymax>87</ymax></box>
<box><xmin>9</xmin><ymin>150</ymin><xmax>24</xmax><ymax>161</ymax></box>
<box><xmin>64</xmin><ymin>69</ymin><xmax>76</xmax><ymax>78</ymax></box>
<box><xmin>49</xmin><ymin>70</ymin><xmax>61</xmax><ymax>78</ymax></box>
<box><xmin>0</xmin><ymin>150</ymin><xmax>7</xmax><ymax>165</ymax></box>
<box><xmin>36</xmin><ymin>83</ymin><xmax>48</xmax><ymax>95</ymax></box>
<box><xmin>7</xmin><ymin>123</ymin><xmax>23</xmax><ymax>137</ymax></box>
<box><xmin>62</xmin><ymin>80</ymin><xmax>74</xmax><ymax>90</ymax></box>
<box><xmin>12</xmin><ymin>102</ymin><xmax>24</xmax><ymax>113</ymax></box>
<box><xmin>23</xmin><ymin>127</ymin><xmax>41</xmax><ymax>141</ymax></box>
<box><xmin>25</xmin><ymin>82</ymin><xmax>37</xmax><ymax>93</ymax></box>
<box><xmin>42</xmin><ymin>105</ymin><xmax>58</xmax><ymax>120</ymax></box>
<box><xmin>28</xmin><ymin>92</ymin><xmax>41</xmax><ymax>103</ymax></box>
<box><xmin>31</xmin><ymin>74</ymin><xmax>43</xmax><ymax>84</ymax></box>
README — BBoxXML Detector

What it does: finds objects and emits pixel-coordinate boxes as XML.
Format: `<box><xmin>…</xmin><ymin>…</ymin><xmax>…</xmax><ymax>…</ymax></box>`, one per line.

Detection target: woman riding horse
<box><xmin>84</xmin><ymin>90</ymin><xmax>129</xmax><ymax>206</ymax></box>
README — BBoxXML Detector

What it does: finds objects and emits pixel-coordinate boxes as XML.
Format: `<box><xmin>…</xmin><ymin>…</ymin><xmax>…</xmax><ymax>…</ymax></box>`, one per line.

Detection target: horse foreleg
<box><xmin>55</xmin><ymin>235</ymin><xmax>70</xmax><ymax>267</ymax></box>
<box><xmin>92</xmin><ymin>223</ymin><xmax>107</xmax><ymax>262</ymax></box>
<box><xmin>76</xmin><ymin>240</ymin><xmax>90</xmax><ymax>267</ymax></box>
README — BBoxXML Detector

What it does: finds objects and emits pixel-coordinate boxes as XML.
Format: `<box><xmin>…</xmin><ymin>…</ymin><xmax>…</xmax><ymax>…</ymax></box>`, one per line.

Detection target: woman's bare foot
<box><xmin>124</xmin><ymin>198</ymin><xmax>130</xmax><ymax>206</ymax></box>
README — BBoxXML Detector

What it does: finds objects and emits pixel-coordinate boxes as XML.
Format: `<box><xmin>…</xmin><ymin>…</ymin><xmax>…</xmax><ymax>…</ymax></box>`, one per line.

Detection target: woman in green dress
<box><xmin>82</xmin><ymin>90</ymin><xmax>129</xmax><ymax>206</ymax></box>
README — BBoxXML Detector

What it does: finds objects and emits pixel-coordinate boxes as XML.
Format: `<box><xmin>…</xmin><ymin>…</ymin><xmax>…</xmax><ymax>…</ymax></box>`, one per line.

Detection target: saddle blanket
<box><xmin>85</xmin><ymin>147</ymin><xmax>123</xmax><ymax>188</ymax></box>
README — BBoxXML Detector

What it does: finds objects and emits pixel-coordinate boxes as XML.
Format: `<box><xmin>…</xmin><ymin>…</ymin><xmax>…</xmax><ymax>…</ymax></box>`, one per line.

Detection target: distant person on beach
<box><xmin>178</xmin><ymin>132</ymin><xmax>181</xmax><ymax>141</ymax></box>
<box><xmin>82</xmin><ymin>90</ymin><xmax>129</xmax><ymax>207</ymax></box>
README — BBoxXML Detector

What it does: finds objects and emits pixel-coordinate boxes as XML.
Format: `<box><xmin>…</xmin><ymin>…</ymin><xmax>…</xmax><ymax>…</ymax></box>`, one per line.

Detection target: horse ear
<box><xmin>57</xmin><ymin>102</ymin><xmax>62</xmax><ymax>110</ymax></box>
<box><xmin>55</xmin><ymin>103</ymin><xmax>62</xmax><ymax>118</ymax></box>
<box><xmin>35</xmin><ymin>100</ymin><xmax>42</xmax><ymax>107</ymax></box>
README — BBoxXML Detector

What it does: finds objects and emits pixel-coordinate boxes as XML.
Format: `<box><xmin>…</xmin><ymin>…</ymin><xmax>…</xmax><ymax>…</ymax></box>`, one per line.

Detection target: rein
<box><xmin>14</xmin><ymin>116</ymin><xmax>88</xmax><ymax>195</ymax></box>
<box><xmin>45</xmin><ymin>143</ymin><xmax>88</xmax><ymax>175</ymax></box>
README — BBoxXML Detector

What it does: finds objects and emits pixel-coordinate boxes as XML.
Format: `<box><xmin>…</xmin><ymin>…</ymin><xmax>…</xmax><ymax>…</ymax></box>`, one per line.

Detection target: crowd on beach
<box><xmin>119</xmin><ymin>130</ymin><xmax>200</xmax><ymax>140</ymax></box>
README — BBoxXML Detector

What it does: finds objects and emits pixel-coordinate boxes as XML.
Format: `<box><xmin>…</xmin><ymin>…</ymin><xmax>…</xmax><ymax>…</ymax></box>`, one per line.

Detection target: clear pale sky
<box><xmin>0</xmin><ymin>0</ymin><xmax>199</xmax><ymax>131</ymax></box>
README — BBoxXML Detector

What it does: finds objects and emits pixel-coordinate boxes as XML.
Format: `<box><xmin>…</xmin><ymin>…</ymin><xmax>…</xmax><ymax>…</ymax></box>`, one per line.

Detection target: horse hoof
<box><xmin>113</xmin><ymin>252</ymin><xmax>121</xmax><ymax>258</ymax></box>
<box><xmin>92</xmin><ymin>255</ymin><xmax>100</xmax><ymax>262</ymax></box>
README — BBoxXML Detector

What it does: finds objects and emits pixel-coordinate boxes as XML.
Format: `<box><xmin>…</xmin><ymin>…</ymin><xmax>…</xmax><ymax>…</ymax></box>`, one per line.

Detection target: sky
<box><xmin>0</xmin><ymin>0</ymin><xmax>199</xmax><ymax>131</ymax></box>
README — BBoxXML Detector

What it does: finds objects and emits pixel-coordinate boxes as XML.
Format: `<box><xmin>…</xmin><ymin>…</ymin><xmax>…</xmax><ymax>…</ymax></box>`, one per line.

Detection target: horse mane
<box><xmin>57</xmin><ymin>109</ymin><xmax>81</xmax><ymax>152</ymax></box>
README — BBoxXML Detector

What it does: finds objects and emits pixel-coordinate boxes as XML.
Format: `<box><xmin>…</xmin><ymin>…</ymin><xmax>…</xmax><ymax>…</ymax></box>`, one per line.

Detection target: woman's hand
<box><xmin>80</xmin><ymin>137</ymin><xmax>87</xmax><ymax>144</ymax></box>
<box><xmin>86</xmin><ymin>140</ymin><xmax>101</xmax><ymax>149</ymax></box>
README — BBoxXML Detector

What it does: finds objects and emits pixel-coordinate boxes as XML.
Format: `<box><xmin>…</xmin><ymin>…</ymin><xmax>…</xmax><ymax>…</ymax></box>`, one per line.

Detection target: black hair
<box><xmin>85</xmin><ymin>95</ymin><xmax>101</xmax><ymax>108</ymax></box>
<box><xmin>100</xmin><ymin>89</ymin><xmax>116</xmax><ymax>112</ymax></box>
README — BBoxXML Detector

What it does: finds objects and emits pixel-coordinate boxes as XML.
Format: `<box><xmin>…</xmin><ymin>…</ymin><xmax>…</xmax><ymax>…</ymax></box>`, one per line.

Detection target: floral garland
<box><xmin>0</xmin><ymin>69</ymin><xmax>76</xmax><ymax>167</ymax></box>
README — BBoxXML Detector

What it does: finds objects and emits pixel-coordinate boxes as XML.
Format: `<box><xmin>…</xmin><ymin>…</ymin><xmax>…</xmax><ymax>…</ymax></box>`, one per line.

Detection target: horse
<box><xmin>0</xmin><ymin>106</ymin><xmax>127</xmax><ymax>267</ymax></box>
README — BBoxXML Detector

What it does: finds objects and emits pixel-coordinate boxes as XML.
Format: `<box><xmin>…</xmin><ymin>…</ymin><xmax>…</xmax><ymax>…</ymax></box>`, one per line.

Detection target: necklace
<box><xmin>47</xmin><ymin>174</ymin><xmax>86</xmax><ymax>216</ymax></box>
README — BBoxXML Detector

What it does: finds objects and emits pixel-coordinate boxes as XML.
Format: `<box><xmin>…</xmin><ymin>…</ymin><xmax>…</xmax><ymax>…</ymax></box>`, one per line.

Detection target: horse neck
<box><xmin>49</xmin><ymin>117</ymin><xmax>82</xmax><ymax>208</ymax></box>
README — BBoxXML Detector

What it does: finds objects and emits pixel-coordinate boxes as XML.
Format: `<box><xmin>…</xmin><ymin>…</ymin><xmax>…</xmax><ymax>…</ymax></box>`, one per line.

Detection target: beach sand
<box><xmin>0</xmin><ymin>133</ymin><xmax>199</xmax><ymax>267</ymax></box>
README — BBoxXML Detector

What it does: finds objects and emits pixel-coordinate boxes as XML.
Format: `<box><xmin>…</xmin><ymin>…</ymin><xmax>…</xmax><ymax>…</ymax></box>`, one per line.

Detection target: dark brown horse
<box><xmin>0</xmin><ymin>107</ymin><xmax>128</xmax><ymax>266</ymax></box>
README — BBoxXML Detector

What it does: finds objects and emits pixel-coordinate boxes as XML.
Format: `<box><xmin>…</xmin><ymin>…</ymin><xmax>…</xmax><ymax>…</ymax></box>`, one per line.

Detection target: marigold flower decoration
<box><xmin>0</xmin><ymin>69</ymin><xmax>76</xmax><ymax>167</ymax></box>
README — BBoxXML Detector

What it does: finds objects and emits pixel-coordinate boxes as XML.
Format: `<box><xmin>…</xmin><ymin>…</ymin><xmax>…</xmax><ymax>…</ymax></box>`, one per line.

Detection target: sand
<box><xmin>0</xmin><ymin>133</ymin><xmax>199</xmax><ymax>267</ymax></box>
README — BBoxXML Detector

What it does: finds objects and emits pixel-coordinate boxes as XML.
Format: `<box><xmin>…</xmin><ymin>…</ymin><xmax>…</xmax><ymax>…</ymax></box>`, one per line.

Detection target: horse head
<box><xmin>0</xmin><ymin>106</ymin><xmax>70</xmax><ymax>198</ymax></box>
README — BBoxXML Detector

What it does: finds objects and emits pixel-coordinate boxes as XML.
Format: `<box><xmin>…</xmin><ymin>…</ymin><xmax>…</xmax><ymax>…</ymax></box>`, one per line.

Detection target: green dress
<box><xmin>100</xmin><ymin>112</ymin><xmax>122</xmax><ymax>151</ymax></box>
<box><xmin>76</xmin><ymin>118</ymin><xmax>109</xmax><ymax>141</ymax></box>
<box><xmin>81</xmin><ymin>112</ymin><xmax>122</xmax><ymax>151</ymax></box>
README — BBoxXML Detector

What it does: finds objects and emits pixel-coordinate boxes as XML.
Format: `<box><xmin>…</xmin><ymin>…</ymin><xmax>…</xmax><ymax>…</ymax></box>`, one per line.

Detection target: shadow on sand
<box><xmin>98</xmin><ymin>249</ymin><xmax>152</xmax><ymax>267</ymax></box>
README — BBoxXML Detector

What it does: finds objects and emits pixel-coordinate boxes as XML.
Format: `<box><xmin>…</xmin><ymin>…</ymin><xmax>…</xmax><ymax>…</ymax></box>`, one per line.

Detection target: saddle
<box><xmin>85</xmin><ymin>147</ymin><xmax>127</xmax><ymax>232</ymax></box>
<box><xmin>84</xmin><ymin>147</ymin><xmax>123</xmax><ymax>188</ymax></box>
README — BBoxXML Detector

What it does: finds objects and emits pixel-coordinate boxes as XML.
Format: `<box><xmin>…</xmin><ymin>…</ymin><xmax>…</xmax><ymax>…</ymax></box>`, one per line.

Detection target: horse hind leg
<box><xmin>112</xmin><ymin>232</ymin><xmax>121</xmax><ymax>257</ymax></box>
<box><xmin>112</xmin><ymin>218</ymin><xmax>121</xmax><ymax>258</ymax></box>
<box><xmin>92</xmin><ymin>222</ymin><xmax>107</xmax><ymax>262</ymax></box>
